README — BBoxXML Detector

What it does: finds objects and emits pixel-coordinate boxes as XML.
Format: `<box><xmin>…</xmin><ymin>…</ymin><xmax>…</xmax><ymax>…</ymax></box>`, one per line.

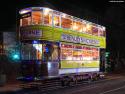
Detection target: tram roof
<box><xmin>19</xmin><ymin>7</ymin><xmax>106</xmax><ymax>29</ymax></box>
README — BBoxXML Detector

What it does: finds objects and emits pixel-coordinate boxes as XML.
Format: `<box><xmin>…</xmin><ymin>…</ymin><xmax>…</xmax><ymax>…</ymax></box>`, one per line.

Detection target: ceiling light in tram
<box><xmin>72</xmin><ymin>23</ymin><xmax>78</xmax><ymax>30</ymax></box>
<box><xmin>83</xmin><ymin>27</ymin><xmax>87</xmax><ymax>32</ymax></box>
<box><xmin>79</xmin><ymin>29</ymin><xmax>83</xmax><ymax>32</ymax></box>
<box><xmin>19</xmin><ymin>8</ymin><xmax>31</xmax><ymax>14</ymax></box>
<box><xmin>86</xmin><ymin>24</ymin><xmax>92</xmax><ymax>31</ymax></box>
<box><xmin>53</xmin><ymin>17</ymin><xmax>59</xmax><ymax>25</ymax></box>
<box><xmin>44</xmin><ymin>8</ymin><xmax>51</xmax><ymax>16</ymax></box>
<box><xmin>62</xmin><ymin>13</ymin><xmax>67</xmax><ymax>18</ymax></box>
<box><xmin>33</xmin><ymin>44</ymin><xmax>42</xmax><ymax>53</ymax></box>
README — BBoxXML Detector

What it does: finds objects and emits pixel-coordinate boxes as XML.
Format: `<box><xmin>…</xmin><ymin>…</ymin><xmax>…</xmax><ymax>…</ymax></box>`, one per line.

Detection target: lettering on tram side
<box><xmin>20</xmin><ymin>12</ymin><xmax>31</xmax><ymax>18</ymax></box>
<box><xmin>61</xmin><ymin>34</ymin><xmax>99</xmax><ymax>46</ymax></box>
<box><xmin>20</xmin><ymin>30</ymin><xmax>42</xmax><ymax>39</ymax></box>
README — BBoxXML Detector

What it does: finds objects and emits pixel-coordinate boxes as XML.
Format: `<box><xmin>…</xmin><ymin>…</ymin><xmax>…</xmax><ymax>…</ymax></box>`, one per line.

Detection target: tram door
<box><xmin>21</xmin><ymin>43</ymin><xmax>59</xmax><ymax>77</ymax></box>
<box><xmin>20</xmin><ymin>43</ymin><xmax>42</xmax><ymax>77</ymax></box>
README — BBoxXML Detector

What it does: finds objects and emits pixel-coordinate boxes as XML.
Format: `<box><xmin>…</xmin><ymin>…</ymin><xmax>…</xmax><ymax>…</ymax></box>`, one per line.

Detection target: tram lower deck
<box><xmin>20</xmin><ymin>41</ymin><xmax>101</xmax><ymax>78</ymax></box>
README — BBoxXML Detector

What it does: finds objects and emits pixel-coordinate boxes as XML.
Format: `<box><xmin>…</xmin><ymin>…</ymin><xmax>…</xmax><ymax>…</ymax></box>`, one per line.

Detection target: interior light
<box><xmin>72</xmin><ymin>23</ymin><xmax>78</xmax><ymax>30</ymax></box>
<box><xmin>62</xmin><ymin>13</ymin><xmax>67</xmax><ymax>18</ymax></box>
<box><xmin>33</xmin><ymin>44</ymin><xmax>42</xmax><ymax>53</ymax></box>
<box><xmin>102</xmin><ymin>27</ymin><xmax>105</xmax><ymax>31</ymax></box>
<box><xmin>19</xmin><ymin>9</ymin><xmax>30</xmax><ymax>14</ymax></box>
<box><xmin>44</xmin><ymin>8</ymin><xmax>51</xmax><ymax>15</ymax></box>
<box><xmin>86</xmin><ymin>24</ymin><xmax>92</xmax><ymax>30</ymax></box>
<box><xmin>79</xmin><ymin>29</ymin><xmax>83</xmax><ymax>32</ymax></box>
<box><xmin>32</xmin><ymin>40</ymin><xmax>38</xmax><ymax>44</ymax></box>
<box><xmin>48</xmin><ymin>62</ymin><xmax>51</xmax><ymax>69</ymax></box>
<box><xmin>83</xmin><ymin>27</ymin><xmax>87</xmax><ymax>32</ymax></box>
<box><xmin>53</xmin><ymin>17</ymin><xmax>59</xmax><ymax>25</ymax></box>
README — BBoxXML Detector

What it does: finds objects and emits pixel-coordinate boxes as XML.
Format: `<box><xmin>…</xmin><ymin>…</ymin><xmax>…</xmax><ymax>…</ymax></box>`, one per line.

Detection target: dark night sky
<box><xmin>0</xmin><ymin>0</ymin><xmax>125</xmax><ymax>58</ymax></box>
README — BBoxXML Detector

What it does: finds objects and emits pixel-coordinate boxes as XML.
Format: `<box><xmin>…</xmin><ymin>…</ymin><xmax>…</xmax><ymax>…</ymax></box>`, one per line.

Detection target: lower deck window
<box><xmin>21</xmin><ymin>43</ymin><xmax>59</xmax><ymax>61</ymax></box>
<box><xmin>21</xmin><ymin>42</ymin><xmax>99</xmax><ymax>61</ymax></box>
<box><xmin>60</xmin><ymin>43</ymin><xmax>99</xmax><ymax>61</ymax></box>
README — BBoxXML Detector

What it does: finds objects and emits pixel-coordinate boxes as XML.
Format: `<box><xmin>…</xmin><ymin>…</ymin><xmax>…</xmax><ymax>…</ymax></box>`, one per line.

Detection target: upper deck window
<box><xmin>61</xmin><ymin>14</ymin><xmax>72</xmax><ymax>29</ymax></box>
<box><xmin>86</xmin><ymin>23</ymin><xmax>93</xmax><ymax>35</ymax></box>
<box><xmin>92</xmin><ymin>25</ymin><xmax>98</xmax><ymax>36</ymax></box>
<box><xmin>72</xmin><ymin>19</ymin><xmax>83</xmax><ymax>32</ymax></box>
<box><xmin>22</xmin><ymin>18</ymin><xmax>29</xmax><ymax>26</ymax></box>
<box><xmin>82</xmin><ymin>21</ymin><xmax>87</xmax><ymax>33</ymax></box>
<box><xmin>98</xmin><ymin>27</ymin><xmax>106</xmax><ymax>37</ymax></box>
<box><xmin>32</xmin><ymin>11</ymin><xmax>43</xmax><ymax>25</ymax></box>
<box><xmin>53</xmin><ymin>11</ymin><xmax>60</xmax><ymax>27</ymax></box>
<box><xmin>43</xmin><ymin>8</ymin><xmax>52</xmax><ymax>25</ymax></box>
<box><xmin>20</xmin><ymin>13</ymin><xmax>31</xmax><ymax>26</ymax></box>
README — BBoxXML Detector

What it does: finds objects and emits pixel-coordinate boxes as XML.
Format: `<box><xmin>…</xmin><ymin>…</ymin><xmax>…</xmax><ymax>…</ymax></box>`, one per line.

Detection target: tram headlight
<box><xmin>44</xmin><ymin>8</ymin><xmax>51</xmax><ymax>16</ymax></box>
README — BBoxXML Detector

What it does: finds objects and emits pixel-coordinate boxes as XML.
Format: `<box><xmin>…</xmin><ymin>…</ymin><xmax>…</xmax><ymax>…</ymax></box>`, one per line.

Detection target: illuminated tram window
<box><xmin>61</xmin><ymin>14</ymin><xmax>73</xmax><ymax>29</ymax></box>
<box><xmin>72</xmin><ymin>19</ymin><xmax>83</xmax><ymax>32</ymax></box>
<box><xmin>53</xmin><ymin>10</ymin><xmax>60</xmax><ymax>27</ymax></box>
<box><xmin>86</xmin><ymin>23</ymin><xmax>93</xmax><ymax>35</ymax></box>
<box><xmin>98</xmin><ymin>26</ymin><xmax>106</xmax><ymax>37</ymax></box>
<box><xmin>32</xmin><ymin>11</ymin><xmax>43</xmax><ymax>25</ymax></box>
<box><xmin>92</xmin><ymin>25</ymin><xmax>98</xmax><ymax>36</ymax></box>
<box><xmin>43</xmin><ymin>8</ymin><xmax>52</xmax><ymax>25</ymax></box>
<box><xmin>21</xmin><ymin>17</ymin><xmax>31</xmax><ymax>26</ymax></box>
<box><xmin>19</xmin><ymin>7</ymin><xmax>106</xmax><ymax>37</ymax></box>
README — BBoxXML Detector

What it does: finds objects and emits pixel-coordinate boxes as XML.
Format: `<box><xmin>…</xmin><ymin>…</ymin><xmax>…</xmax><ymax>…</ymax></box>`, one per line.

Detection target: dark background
<box><xmin>0</xmin><ymin>0</ymin><xmax>125</xmax><ymax>59</ymax></box>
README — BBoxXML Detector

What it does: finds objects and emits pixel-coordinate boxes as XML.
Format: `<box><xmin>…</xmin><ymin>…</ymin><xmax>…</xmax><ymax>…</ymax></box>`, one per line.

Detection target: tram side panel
<box><xmin>20</xmin><ymin>42</ymin><xmax>59</xmax><ymax>78</ymax></box>
<box><xmin>59</xmin><ymin>42</ymin><xmax>100</xmax><ymax>75</ymax></box>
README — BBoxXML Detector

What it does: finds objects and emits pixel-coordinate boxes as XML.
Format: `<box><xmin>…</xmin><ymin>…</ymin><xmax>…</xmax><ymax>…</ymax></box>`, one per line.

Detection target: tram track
<box><xmin>20</xmin><ymin>75</ymin><xmax>122</xmax><ymax>94</ymax></box>
<box><xmin>41</xmin><ymin>75</ymin><xmax>125</xmax><ymax>94</ymax></box>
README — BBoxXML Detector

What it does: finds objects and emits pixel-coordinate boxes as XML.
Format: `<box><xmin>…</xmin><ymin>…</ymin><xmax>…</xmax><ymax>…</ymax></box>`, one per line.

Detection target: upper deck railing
<box><xmin>19</xmin><ymin>7</ymin><xmax>106</xmax><ymax>37</ymax></box>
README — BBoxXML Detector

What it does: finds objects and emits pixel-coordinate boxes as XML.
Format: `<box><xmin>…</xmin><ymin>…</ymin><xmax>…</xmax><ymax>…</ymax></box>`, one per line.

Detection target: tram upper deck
<box><xmin>19</xmin><ymin>7</ymin><xmax>106</xmax><ymax>38</ymax></box>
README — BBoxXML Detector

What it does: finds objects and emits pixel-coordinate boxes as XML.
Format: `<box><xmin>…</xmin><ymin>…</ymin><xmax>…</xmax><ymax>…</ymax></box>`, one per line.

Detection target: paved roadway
<box><xmin>1</xmin><ymin>74</ymin><xmax>125</xmax><ymax>94</ymax></box>
<box><xmin>41</xmin><ymin>74</ymin><xmax>125</xmax><ymax>94</ymax></box>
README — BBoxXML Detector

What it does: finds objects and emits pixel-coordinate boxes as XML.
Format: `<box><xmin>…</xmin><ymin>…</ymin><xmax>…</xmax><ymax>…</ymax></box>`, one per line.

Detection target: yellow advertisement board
<box><xmin>60</xmin><ymin>60</ymin><xmax>100</xmax><ymax>68</ymax></box>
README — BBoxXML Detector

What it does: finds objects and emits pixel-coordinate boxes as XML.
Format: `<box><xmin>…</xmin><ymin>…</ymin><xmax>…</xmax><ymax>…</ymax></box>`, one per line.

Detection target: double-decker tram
<box><xmin>19</xmin><ymin>7</ymin><xmax>106</xmax><ymax>83</ymax></box>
